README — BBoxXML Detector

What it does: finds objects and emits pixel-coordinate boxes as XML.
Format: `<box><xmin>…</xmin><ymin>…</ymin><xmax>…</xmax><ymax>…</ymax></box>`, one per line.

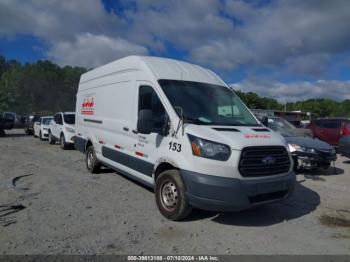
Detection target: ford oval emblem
<box><xmin>262</xmin><ymin>156</ymin><xmax>276</xmax><ymax>165</ymax></box>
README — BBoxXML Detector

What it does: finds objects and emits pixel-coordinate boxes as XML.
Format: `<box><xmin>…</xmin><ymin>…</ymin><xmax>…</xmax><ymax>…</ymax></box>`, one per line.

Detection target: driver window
<box><xmin>54</xmin><ymin>114</ymin><xmax>62</xmax><ymax>125</ymax></box>
<box><xmin>138</xmin><ymin>86</ymin><xmax>167</xmax><ymax>129</ymax></box>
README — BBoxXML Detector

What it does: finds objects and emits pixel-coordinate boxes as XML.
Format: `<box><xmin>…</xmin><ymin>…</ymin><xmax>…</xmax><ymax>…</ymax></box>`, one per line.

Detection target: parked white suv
<box><xmin>33</xmin><ymin>116</ymin><xmax>53</xmax><ymax>140</ymax></box>
<box><xmin>48</xmin><ymin>112</ymin><xmax>75</xmax><ymax>149</ymax></box>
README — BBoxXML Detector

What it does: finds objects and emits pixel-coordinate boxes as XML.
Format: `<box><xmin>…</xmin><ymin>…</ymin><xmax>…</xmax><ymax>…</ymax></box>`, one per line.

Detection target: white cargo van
<box><xmin>75</xmin><ymin>56</ymin><xmax>295</xmax><ymax>220</ymax></box>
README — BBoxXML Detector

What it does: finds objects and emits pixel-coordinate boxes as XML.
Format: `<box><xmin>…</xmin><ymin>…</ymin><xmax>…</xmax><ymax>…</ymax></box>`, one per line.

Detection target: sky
<box><xmin>0</xmin><ymin>0</ymin><xmax>350</xmax><ymax>102</ymax></box>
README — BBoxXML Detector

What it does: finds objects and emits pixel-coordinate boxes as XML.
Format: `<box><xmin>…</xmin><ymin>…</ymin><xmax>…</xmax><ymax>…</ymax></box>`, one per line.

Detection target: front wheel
<box><xmin>48</xmin><ymin>132</ymin><xmax>55</xmax><ymax>144</ymax></box>
<box><xmin>39</xmin><ymin>131</ymin><xmax>43</xmax><ymax>141</ymax></box>
<box><xmin>60</xmin><ymin>134</ymin><xmax>69</xmax><ymax>150</ymax></box>
<box><xmin>86</xmin><ymin>145</ymin><xmax>101</xmax><ymax>173</ymax></box>
<box><xmin>155</xmin><ymin>170</ymin><xmax>192</xmax><ymax>221</ymax></box>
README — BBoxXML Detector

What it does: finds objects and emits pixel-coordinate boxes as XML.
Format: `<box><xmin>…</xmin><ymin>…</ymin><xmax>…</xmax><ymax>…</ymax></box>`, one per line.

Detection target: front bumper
<box><xmin>180</xmin><ymin>170</ymin><xmax>295</xmax><ymax>212</ymax></box>
<box><xmin>292</xmin><ymin>151</ymin><xmax>336</xmax><ymax>170</ymax></box>
<box><xmin>41</xmin><ymin>129</ymin><xmax>49</xmax><ymax>138</ymax></box>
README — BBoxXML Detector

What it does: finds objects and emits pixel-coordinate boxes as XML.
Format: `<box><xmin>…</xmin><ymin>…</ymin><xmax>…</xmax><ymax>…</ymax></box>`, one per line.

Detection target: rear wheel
<box><xmin>86</xmin><ymin>145</ymin><xmax>101</xmax><ymax>173</ymax></box>
<box><xmin>48</xmin><ymin>132</ymin><xmax>55</xmax><ymax>144</ymax></box>
<box><xmin>155</xmin><ymin>170</ymin><xmax>192</xmax><ymax>221</ymax></box>
<box><xmin>0</xmin><ymin>129</ymin><xmax>5</xmax><ymax>137</ymax></box>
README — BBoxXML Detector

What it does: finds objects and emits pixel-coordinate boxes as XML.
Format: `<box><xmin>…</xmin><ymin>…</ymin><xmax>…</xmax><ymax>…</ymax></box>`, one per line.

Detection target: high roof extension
<box><xmin>80</xmin><ymin>56</ymin><xmax>225</xmax><ymax>88</ymax></box>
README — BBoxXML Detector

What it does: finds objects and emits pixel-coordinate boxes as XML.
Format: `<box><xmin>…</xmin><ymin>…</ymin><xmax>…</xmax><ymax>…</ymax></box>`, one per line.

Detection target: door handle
<box><xmin>123</xmin><ymin>127</ymin><xmax>129</xmax><ymax>132</ymax></box>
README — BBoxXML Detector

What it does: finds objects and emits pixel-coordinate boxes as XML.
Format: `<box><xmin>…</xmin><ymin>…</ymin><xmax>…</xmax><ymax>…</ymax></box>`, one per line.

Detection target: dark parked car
<box><xmin>0</xmin><ymin>112</ymin><xmax>15</xmax><ymax>136</ymax></box>
<box><xmin>338</xmin><ymin>121</ymin><xmax>350</xmax><ymax>158</ymax></box>
<box><xmin>267</xmin><ymin>117</ymin><xmax>336</xmax><ymax>171</ymax></box>
<box><xmin>310</xmin><ymin>118</ymin><xmax>349</xmax><ymax>146</ymax></box>
<box><xmin>24</xmin><ymin>114</ymin><xmax>41</xmax><ymax>135</ymax></box>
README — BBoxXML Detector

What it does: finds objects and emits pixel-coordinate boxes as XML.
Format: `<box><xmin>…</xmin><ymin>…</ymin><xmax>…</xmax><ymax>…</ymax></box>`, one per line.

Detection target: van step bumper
<box><xmin>180</xmin><ymin>170</ymin><xmax>295</xmax><ymax>212</ymax></box>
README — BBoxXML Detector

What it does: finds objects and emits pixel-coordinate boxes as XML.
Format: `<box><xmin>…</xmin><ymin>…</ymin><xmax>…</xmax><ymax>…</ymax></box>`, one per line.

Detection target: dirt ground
<box><xmin>0</xmin><ymin>129</ymin><xmax>350</xmax><ymax>255</ymax></box>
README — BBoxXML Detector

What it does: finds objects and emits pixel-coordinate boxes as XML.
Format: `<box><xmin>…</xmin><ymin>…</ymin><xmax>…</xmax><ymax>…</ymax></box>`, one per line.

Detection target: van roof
<box><xmin>80</xmin><ymin>56</ymin><xmax>225</xmax><ymax>87</ymax></box>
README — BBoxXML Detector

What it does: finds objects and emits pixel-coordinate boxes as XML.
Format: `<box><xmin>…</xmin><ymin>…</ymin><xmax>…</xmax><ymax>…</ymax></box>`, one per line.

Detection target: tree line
<box><xmin>235</xmin><ymin>90</ymin><xmax>350</xmax><ymax>117</ymax></box>
<box><xmin>0</xmin><ymin>56</ymin><xmax>349</xmax><ymax>117</ymax></box>
<box><xmin>0</xmin><ymin>56</ymin><xmax>86</xmax><ymax>114</ymax></box>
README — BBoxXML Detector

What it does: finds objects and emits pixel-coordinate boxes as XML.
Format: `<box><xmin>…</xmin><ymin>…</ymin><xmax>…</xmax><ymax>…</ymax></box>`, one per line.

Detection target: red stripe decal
<box><xmin>135</xmin><ymin>151</ymin><xmax>144</xmax><ymax>157</ymax></box>
<box><xmin>114</xmin><ymin>144</ymin><xmax>121</xmax><ymax>149</ymax></box>
<box><xmin>99</xmin><ymin>140</ymin><xmax>104</xmax><ymax>144</ymax></box>
<box><xmin>81</xmin><ymin>110</ymin><xmax>94</xmax><ymax>115</ymax></box>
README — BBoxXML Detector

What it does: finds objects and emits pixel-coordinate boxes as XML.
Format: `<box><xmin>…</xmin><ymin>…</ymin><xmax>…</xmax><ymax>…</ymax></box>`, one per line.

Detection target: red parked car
<box><xmin>310</xmin><ymin>118</ymin><xmax>350</xmax><ymax>146</ymax></box>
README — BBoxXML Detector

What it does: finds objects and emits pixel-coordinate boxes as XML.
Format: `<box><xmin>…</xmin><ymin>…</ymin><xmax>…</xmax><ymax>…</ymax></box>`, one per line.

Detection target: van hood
<box><xmin>284</xmin><ymin>136</ymin><xmax>333</xmax><ymax>150</ymax></box>
<box><xmin>185</xmin><ymin>124</ymin><xmax>286</xmax><ymax>150</ymax></box>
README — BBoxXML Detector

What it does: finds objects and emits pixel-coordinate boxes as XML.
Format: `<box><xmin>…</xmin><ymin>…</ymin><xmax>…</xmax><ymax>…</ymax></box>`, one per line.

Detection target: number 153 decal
<box><xmin>169</xmin><ymin>142</ymin><xmax>182</xmax><ymax>152</ymax></box>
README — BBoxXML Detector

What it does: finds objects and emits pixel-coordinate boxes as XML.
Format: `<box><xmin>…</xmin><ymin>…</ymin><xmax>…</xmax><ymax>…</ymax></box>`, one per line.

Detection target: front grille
<box><xmin>239</xmin><ymin>146</ymin><xmax>291</xmax><ymax>177</ymax></box>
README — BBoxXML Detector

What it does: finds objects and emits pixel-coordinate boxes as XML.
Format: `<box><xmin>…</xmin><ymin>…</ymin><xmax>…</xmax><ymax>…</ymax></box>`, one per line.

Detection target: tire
<box><xmin>86</xmin><ymin>145</ymin><xmax>101</xmax><ymax>173</ymax></box>
<box><xmin>39</xmin><ymin>131</ymin><xmax>43</xmax><ymax>141</ymax></box>
<box><xmin>0</xmin><ymin>129</ymin><xmax>5</xmax><ymax>137</ymax></box>
<box><xmin>60</xmin><ymin>134</ymin><xmax>69</xmax><ymax>150</ymax></box>
<box><xmin>48</xmin><ymin>132</ymin><xmax>56</xmax><ymax>144</ymax></box>
<box><xmin>25</xmin><ymin>127</ymin><xmax>30</xmax><ymax>135</ymax></box>
<box><xmin>155</xmin><ymin>169</ymin><xmax>192</xmax><ymax>221</ymax></box>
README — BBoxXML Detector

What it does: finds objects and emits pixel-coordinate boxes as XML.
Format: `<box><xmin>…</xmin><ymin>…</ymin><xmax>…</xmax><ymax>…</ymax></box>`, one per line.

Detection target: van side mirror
<box><xmin>137</xmin><ymin>109</ymin><xmax>169</xmax><ymax>136</ymax></box>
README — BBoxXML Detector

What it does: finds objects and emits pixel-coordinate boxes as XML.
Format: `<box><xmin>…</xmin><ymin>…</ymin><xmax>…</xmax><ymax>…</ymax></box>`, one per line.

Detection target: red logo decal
<box><xmin>81</xmin><ymin>97</ymin><xmax>94</xmax><ymax>115</ymax></box>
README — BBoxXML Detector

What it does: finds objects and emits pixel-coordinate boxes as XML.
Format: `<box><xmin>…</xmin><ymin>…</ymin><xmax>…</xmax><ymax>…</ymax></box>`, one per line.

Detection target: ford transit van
<box><xmin>74</xmin><ymin>56</ymin><xmax>295</xmax><ymax>220</ymax></box>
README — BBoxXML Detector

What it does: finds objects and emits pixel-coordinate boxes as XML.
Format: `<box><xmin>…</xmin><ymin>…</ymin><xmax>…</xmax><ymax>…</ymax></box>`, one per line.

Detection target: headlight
<box><xmin>187</xmin><ymin>134</ymin><xmax>231</xmax><ymax>161</ymax></box>
<box><xmin>288</xmin><ymin>143</ymin><xmax>316</xmax><ymax>154</ymax></box>
<box><xmin>66</xmin><ymin>127</ymin><xmax>75</xmax><ymax>133</ymax></box>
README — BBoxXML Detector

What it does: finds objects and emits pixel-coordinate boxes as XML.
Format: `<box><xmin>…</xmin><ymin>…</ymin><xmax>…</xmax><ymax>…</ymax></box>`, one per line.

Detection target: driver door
<box><xmin>132</xmin><ymin>84</ymin><xmax>168</xmax><ymax>177</ymax></box>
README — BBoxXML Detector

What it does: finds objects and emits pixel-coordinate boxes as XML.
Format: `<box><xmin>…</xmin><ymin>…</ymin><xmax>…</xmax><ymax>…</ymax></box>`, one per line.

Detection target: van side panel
<box><xmin>76</xmin><ymin>69</ymin><xmax>154</xmax><ymax>185</ymax></box>
<box><xmin>77</xmin><ymin>71</ymin><xmax>135</xmax><ymax>143</ymax></box>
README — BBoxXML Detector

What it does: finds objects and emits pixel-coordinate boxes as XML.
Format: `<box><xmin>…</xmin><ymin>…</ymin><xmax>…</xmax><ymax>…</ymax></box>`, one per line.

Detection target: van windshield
<box><xmin>158</xmin><ymin>80</ymin><xmax>260</xmax><ymax>126</ymax></box>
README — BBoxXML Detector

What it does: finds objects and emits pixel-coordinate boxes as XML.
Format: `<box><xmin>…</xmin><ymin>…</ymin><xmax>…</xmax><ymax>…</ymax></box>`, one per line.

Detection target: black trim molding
<box><xmin>74</xmin><ymin>136</ymin><xmax>87</xmax><ymax>153</ymax></box>
<box><xmin>102</xmin><ymin>146</ymin><xmax>154</xmax><ymax>177</ymax></box>
<box><xmin>84</xmin><ymin>119</ymin><xmax>102</xmax><ymax>124</ymax></box>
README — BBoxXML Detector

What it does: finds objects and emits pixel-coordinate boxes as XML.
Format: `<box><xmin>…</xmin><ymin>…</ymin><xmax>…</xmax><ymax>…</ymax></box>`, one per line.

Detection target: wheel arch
<box><xmin>85</xmin><ymin>139</ymin><xmax>93</xmax><ymax>152</ymax></box>
<box><xmin>153</xmin><ymin>160</ymin><xmax>179</xmax><ymax>182</ymax></box>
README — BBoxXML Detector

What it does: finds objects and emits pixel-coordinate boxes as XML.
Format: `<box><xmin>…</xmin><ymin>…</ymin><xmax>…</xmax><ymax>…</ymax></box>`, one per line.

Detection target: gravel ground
<box><xmin>0</xmin><ymin>129</ymin><xmax>350</xmax><ymax>255</ymax></box>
